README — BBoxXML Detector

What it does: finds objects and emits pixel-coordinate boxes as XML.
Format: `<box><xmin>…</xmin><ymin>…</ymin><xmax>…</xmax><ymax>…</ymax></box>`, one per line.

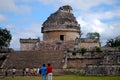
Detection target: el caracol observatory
<box><xmin>41</xmin><ymin>5</ymin><xmax>81</xmax><ymax>41</ymax></box>
<box><xmin>20</xmin><ymin>5</ymin><xmax>100</xmax><ymax>51</ymax></box>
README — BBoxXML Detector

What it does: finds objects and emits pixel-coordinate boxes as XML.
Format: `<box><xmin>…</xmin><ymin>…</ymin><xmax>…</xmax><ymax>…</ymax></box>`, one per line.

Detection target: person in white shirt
<box><xmin>12</xmin><ymin>67</ymin><xmax>16</xmax><ymax>78</ymax></box>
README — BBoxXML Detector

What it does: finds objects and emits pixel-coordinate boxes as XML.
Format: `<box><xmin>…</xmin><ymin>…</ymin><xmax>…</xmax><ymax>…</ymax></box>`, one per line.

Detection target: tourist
<box><xmin>5</xmin><ymin>68</ymin><xmax>8</xmax><ymax>77</ymax></box>
<box><xmin>25</xmin><ymin>67</ymin><xmax>29</xmax><ymax>76</ymax></box>
<box><xmin>47</xmin><ymin>63</ymin><xmax>53</xmax><ymax>80</ymax></box>
<box><xmin>33</xmin><ymin>68</ymin><xmax>37</xmax><ymax>76</ymax></box>
<box><xmin>39</xmin><ymin>64</ymin><xmax>47</xmax><ymax>80</ymax></box>
<box><xmin>12</xmin><ymin>67</ymin><xmax>16</xmax><ymax>78</ymax></box>
<box><xmin>23</xmin><ymin>68</ymin><xmax>26</xmax><ymax>76</ymax></box>
<box><xmin>37</xmin><ymin>67</ymin><xmax>40</xmax><ymax>76</ymax></box>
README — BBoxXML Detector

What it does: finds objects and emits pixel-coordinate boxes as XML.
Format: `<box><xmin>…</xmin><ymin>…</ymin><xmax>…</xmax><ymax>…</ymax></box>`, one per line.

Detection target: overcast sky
<box><xmin>0</xmin><ymin>0</ymin><xmax>120</xmax><ymax>50</ymax></box>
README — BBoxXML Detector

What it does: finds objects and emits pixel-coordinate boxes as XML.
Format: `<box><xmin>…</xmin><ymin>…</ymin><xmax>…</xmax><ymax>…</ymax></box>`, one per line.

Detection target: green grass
<box><xmin>0</xmin><ymin>75</ymin><xmax>120</xmax><ymax>80</ymax></box>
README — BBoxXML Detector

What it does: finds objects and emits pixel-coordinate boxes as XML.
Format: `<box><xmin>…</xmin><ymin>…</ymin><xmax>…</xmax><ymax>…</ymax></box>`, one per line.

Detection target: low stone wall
<box><xmin>67</xmin><ymin>58</ymin><xmax>101</xmax><ymax>68</ymax></box>
<box><xmin>0</xmin><ymin>69</ymin><xmax>75</xmax><ymax>76</ymax></box>
<box><xmin>85</xmin><ymin>65</ymin><xmax>120</xmax><ymax>75</ymax></box>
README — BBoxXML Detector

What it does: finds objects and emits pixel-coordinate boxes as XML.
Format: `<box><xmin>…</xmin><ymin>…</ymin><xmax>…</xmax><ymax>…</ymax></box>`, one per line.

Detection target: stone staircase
<box><xmin>2</xmin><ymin>50</ymin><xmax>64</xmax><ymax>69</ymax></box>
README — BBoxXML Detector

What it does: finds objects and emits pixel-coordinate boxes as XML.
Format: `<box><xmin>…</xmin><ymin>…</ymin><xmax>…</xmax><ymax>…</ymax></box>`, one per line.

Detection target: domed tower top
<box><xmin>59</xmin><ymin>5</ymin><xmax>72</xmax><ymax>13</ymax></box>
<box><xmin>41</xmin><ymin>5</ymin><xmax>81</xmax><ymax>41</ymax></box>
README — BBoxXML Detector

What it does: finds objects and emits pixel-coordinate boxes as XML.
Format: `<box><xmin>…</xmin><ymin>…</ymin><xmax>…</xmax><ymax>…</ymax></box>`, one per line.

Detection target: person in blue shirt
<box><xmin>39</xmin><ymin>64</ymin><xmax>47</xmax><ymax>80</ymax></box>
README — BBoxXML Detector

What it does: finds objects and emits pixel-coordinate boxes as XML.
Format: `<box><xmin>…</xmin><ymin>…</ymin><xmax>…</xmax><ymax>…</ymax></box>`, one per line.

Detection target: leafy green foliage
<box><xmin>95</xmin><ymin>47</ymin><xmax>101</xmax><ymax>52</ymax></box>
<box><xmin>86</xmin><ymin>32</ymin><xmax>100</xmax><ymax>39</ymax></box>
<box><xmin>107</xmin><ymin>36</ymin><xmax>120</xmax><ymax>47</ymax></box>
<box><xmin>0</xmin><ymin>28</ymin><xmax>12</xmax><ymax>47</ymax></box>
<box><xmin>72</xmin><ymin>48</ymin><xmax>77</xmax><ymax>56</ymax></box>
<box><xmin>80</xmin><ymin>48</ymin><xmax>87</xmax><ymax>55</ymax></box>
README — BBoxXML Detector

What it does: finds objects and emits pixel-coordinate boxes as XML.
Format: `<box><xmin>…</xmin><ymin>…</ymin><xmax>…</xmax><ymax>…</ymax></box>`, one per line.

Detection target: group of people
<box><xmin>3</xmin><ymin>63</ymin><xmax>52</xmax><ymax>80</ymax></box>
<box><xmin>4</xmin><ymin>67</ymin><xmax>16</xmax><ymax>78</ymax></box>
<box><xmin>39</xmin><ymin>63</ymin><xmax>52</xmax><ymax>80</ymax></box>
<box><xmin>23</xmin><ymin>68</ymin><xmax>29</xmax><ymax>76</ymax></box>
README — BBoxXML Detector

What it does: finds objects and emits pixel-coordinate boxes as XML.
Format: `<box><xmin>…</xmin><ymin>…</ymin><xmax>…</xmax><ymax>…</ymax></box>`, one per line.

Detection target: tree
<box><xmin>0</xmin><ymin>28</ymin><xmax>12</xmax><ymax>48</ymax></box>
<box><xmin>86</xmin><ymin>32</ymin><xmax>100</xmax><ymax>39</ymax></box>
<box><xmin>94</xmin><ymin>32</ymin><xmax>100</xmax><ymax>39</ymax></box>
<box><xmin>107</xmin><ymin>36</ymin><xmax>120</xmax><ymax>47</ymax></box>
<box><xmin>86</xmin><ymin>33</ymin><xmax>95</xmax><ymax>39</ymax></box>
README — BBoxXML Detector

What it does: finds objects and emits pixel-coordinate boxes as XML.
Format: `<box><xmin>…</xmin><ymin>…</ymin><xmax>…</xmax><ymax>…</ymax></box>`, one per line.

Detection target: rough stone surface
<box><xmin>42</xmin><ymin>5</ymin><xmax>81</xmax><ymax>41</ymax></box>
<box><xmin>85</xmin><ymin>51</ymin><xmax>120</xmax><ymax>75</ymax></box>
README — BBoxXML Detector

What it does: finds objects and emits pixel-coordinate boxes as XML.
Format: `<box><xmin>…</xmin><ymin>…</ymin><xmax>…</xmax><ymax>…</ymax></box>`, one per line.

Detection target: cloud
<box><xmin>106</xmin><ymin>22</ymin><xmax>120</xmax><ymax>38</ymax></box>
<box><xmin>100</xmin><ymin>22</ymin><xmax>120</xmax><ymax>45</ymax></box>
<box><xmin>0</xmin><ymin>0</ymin><xmax>31</xmax><ymax>14</ymax></box>
<box><xmin>37</xmin><ymin>0</ymin><xmax>117</xmax><ymax>11</ymax></box>
<box><xmin>38</xmin><ymin>0</ymin><xmax>59</xmax><ymax>4</ymax></box>
<box><xmin>76</xmin><ymin>11</ymin><xmax>120</xmax><ymax>46</ymax></box>
<box><xmin>77</xmin><ymin>16</ymin><xmax>105</xmax><ymax>35</ymax></box>
<box><xmin>1</xmin><ymin>0</ymin><xmax>119</xmax><ymax>50</ymax></box>
<box><xmin>86</xmin><ymin>9</ymin><xmax>120</xmax><ymax>20</ymax></box>
<box><xmin>19</xmin><ymin>23</ymin><xmax>42</xmax><ymax>38</ymax></box>
<box><xmin>7</xmin><ymin>23</ymin><xmax>42</xmax><ymax>50</ymax></box>
<box><xmin>59</xmin><ymin>0</ymin><xmax>117</xmax><ymax>11</ymax></box>
<box><xmin>0</xmin><ymin>14</ymin><xmax>6</xmax><ymax>22</ymax></box>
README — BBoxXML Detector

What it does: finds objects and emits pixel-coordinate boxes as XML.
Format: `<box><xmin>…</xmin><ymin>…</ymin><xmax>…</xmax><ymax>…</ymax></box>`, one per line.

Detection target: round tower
<box><xmin>41</xmin><ymin>5</ymin><xmax>81</xmax><ymax>41</ymax></box>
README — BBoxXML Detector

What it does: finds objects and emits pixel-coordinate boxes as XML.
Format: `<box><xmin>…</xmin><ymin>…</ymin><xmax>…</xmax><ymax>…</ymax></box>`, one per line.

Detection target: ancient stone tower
<box><xmin>41</xmin><ymin>5</ymin><xmax>81</xmax><ymax>41</ymax></box>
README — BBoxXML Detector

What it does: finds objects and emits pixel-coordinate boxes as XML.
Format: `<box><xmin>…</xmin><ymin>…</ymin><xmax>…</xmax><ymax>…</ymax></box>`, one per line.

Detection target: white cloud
<box><xmin>0</xmin><ymin>0</ymin><xmax>31</xmax><ymax>14</ymax></box>
<box><xmin>19</xmin><ymin>23</ymin><xmax>42</xmax><ymax>38</ymax></box>
<box><xmin>77</xmin><ymin>16</ymin><xmax>105</xmax><ymax>35</ymax></box>
<box><xmin>77</xmin><ymin>12</ymin><xmax>120</xmax><ymax>46</ymax></box>
<box><xmin>1</xmin><ymin>0</ymin><xmax>119</xmax><ymax>49</ymax></box>
<box><xmin>38</xmin><ymin>0</ymin><xmax>59</xmax><ymax>4</ymax></box>
<box><xmin>86</xmin><ymin>9</ymin><xmax>120</xmax><ymax>20</ymax></box>
<box><xmin>100</xmin><ymin>22</ymin><xmax>120</xmax><ymax>45</ymax></box>
<box><xmin>59</xmin><ymin>0</ymin><xmax>117</xmax><ymax>11</ymax></box>
<box><xmin>0</xmin><ymin>14</ymin><xmax>6</xmax><ymax>22</ymax></box>
<box><xmin>37</xmin><ymin>0</ymin><xmax>117</xmax><ymax>11</ymax></box>
<box><xmin>7</xmin><ymin>23</ymin><xmax>42</xmax><ymax>50</ymax></box>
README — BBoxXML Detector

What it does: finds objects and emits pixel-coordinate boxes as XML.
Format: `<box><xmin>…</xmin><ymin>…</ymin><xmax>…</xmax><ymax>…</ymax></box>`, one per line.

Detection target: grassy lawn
<box><xmin>0</xmin><ymin>75</ymin><xmax>120</xmax><ymax>80</ymax></box>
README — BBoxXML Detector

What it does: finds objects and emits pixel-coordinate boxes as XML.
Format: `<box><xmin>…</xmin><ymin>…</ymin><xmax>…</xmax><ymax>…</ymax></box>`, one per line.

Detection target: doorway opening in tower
<box><xmin>60</xmin><ymin>35</ymin><xmax>64</xmax><ymax>41</ymax></box>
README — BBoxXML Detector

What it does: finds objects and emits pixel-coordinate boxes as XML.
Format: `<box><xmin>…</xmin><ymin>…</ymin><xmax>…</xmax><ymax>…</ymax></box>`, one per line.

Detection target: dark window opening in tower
<box><xmin>60</xmin><ymin>35</ymin><xmax>64</xmax><ymax>41</ymax></box>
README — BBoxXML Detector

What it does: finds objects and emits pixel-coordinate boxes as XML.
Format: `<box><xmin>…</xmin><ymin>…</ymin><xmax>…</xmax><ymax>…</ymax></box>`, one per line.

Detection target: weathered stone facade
<box><xmin>19</xmin><ymin>5</ymin><xmax>100</xmax><ymax>51</ymax></box>
<box><xmin>85</xmin><ymin>51</ymin><xmax>120</xmax><ymax>75</ymax></box>
<box><xmin>1</xmin><ymin>5</ymin><xmax>120</xmax><ymax>76</ymax></box>
<box><xmin>20</xmin><ymin>38</ymin><xmax>40</xmax><ymax>51</ymax></box>
<box><xmin>42</xmin><ymin>31</ymin><xmax>80</xmax><ymax>41</ymax></box>
<box><xmin>75</xmin><ymin>38</ymin><xmax>100</xmax><ymax>49</ymax></box>
<box><xmin>62</xmin><ymin>46</ymin><xmax>120</xmax><ymax>75</ymax></box>
<box><xmin>42</xmin><ymin>5</ymin><xmax>81</xmax><ymax>41</ymax></box>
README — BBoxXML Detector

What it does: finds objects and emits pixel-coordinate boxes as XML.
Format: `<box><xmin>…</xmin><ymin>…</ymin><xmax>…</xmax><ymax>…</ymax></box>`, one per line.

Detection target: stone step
<box><xmin>3</xmin><ymin>50</ymin><xmax>64</xmax><ymax>69</ymax></box>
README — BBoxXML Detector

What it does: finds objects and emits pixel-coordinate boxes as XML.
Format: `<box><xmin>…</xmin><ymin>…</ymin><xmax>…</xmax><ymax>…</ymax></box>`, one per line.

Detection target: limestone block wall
<box><xmin>67</xmin><ymin>58</ymin><xmax>100</xmax><ymax>68</ymax></box>
<box><xmin>85</xmin><ymin>65</ymin><xmax>120</xmax><ymax>75</ymax></box>
<box><xmin>77</xmin><ymin>42</ymin><xmax>100</xmax><ymax>49</ymax></box>
<box><xmin>43</xmin><ymin>30</ymin><xmax>79</xmax><ymax>41</ymax></box>
<box><xmin>20</xmin><ymin>43</ymin><xmax>36</xmax><ymax>51</ymax></box>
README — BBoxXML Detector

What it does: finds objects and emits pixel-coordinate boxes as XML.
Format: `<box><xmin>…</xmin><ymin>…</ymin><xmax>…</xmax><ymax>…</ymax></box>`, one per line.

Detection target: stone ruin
<box><xmin>0</xmin><ymin>5</ymin><xmax>120</xmax><ymax>76</ymax></box>
<box><xmin>85</xmin><ymin>50</ymin><xmax>120</xmax><ymax>75</ymax></box>
<box><xmin>42</xmin><ymin>5</ymin><xmax>80</xmax><ymax>31</ymax></box>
